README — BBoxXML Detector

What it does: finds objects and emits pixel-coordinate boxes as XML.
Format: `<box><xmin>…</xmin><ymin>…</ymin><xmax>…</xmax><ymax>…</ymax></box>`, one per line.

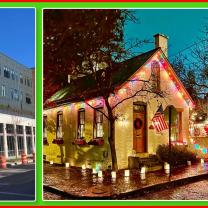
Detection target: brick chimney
<box><xmin>154</xmin><ymin>33</ymin><xmax>168</xmax><ymax>57</ymax></box>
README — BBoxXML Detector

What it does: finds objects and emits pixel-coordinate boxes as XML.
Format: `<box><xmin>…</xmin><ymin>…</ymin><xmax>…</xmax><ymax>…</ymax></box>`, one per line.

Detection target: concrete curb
<box><xmin>6</xmin><ymin>161</ymin><xmax>35</xmax><ymax>168</ymax></box>
<box><xmin>44</xmin><ymin>172</ymin><xmax>208</xmax><ymax>200</ymax></box>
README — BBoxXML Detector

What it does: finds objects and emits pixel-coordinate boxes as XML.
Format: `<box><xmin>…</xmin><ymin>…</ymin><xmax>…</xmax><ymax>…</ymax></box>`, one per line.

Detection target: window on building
<box><xmin>56</xmin><ymin>111</ymin><xmax>63</xmax><ymax>139</ymax></box>
<box><xmin>26</xmin><ymin>126</ymin><xmax>32</xmax><ymax>135</ymax></box>
<box><xmin>94</xmin><ymin>108</ymin><xmax>104</xmax><ymax>138</ymax></box>
<box><xmin>26</xmin><ymin>136</ymin><xmax>33</xmax><ymax>154</ymax></box>
<box><xmin>27</xmin><ymin>78</ymin><xmax>30</xmax><ymax>87</ymax></box>
<box><xmin>17</xmin><ymin>136</ymin><xmax>24</xmax><ymax>155</ymax></box>
<box><xmin>11</xmin><ymin>89</ymin><xmax>19</xmax><ymax>101</ymax></box>
<box><xmin>164</xmin><ymin>106</ymin><xmax>183</xmax><ymax>142</ymax></box>
<box><xmin>16</xmin><ymin>125</ymin><xmax>23</xmax><ymax>134</ymax></box>
<box><xmin>26</xmin><ymin>94</ymin><xmax>32</xmax><ymax>104</ymax></box>
<box><xmin>11</xmin><ymin>70</ymin><xmax>15</xmax><ymax>80</ymax></box>
<box><xmin>4</xmin><ymin>67</ymin><xmax>10</xmax><ymax>78</ymax></box>
<box><xmin>43</xmin><ymin>115</ymin><xmax>47</xmax><ymax>138</ymax></box>
<box><xmin>14</xmin><ymin>89</ymin><xmax>19</xmax><ymax>101</ymax></box>
<box><xmin>0</xmin><ymin>136</ymin><xmax>4</xmax><ymax>155</ymax></box>
<box><xmin>33</xmin><ymin>127</ymin><xmax>35</xmax><ymax>135</ymax></box>
<box><xmin>20</xmin><ymin>74</ymin><xmax>23</xmax><ymax>84</ymax></box>
<box><xmin>15</xmin><ymin>72</ymin><xmax>18</xmax><ymax>81</ymax></box>
<box><xmin>151</xmin><ymin>61</ymin><xmax>160</xmax><ymax>91</ymax></box>
<box><xmin>0</xmin><ymin>123</ymin><xmax>3</xmax><ymax>133</ymax></box>
<box><xmin>3</xmin><ymin>66</ymin><xmax>10</xmax><ymax>78</ymax></box>
<box><xmin>7</xmin><ymin>136</ymin><xmax>15</xmax><ymax>157</ymax></box>
<box><xmin>78</xmin><ymin>109</ymin><xmax>85</xmax><ymax>139</ymax></box>
<box><xmin>6</xmin><ymin>124</ymin><xmax>14</xmax><ymax>134</ymax></box>
<box><xmin>1</xmin><ymin>85</ymin><xmax>6</xmax><ymax>97</ymax></box>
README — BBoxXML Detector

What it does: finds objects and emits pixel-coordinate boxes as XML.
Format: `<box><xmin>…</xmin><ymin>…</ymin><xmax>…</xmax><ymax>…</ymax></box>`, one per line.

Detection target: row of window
<box><xmin>43</xmin><ymin>108</ymin><xmax>104</xmax><ymax>139</ymax></box>
<box><xmin>0</xmin><ymin>123</ymin><xmax>35</xmax><ymax>135</ymax></box>
<box><xmin>0</xmin><ymin>65</ymin><xmax>32</xmax><ymax>88</ymax></box>
<box><xmin>1</xmin><ymin>85</ymin><xmax>32</xmax><ymax>104</ymax></box>
<box><xmin>0</xmin><ymin>135</ymin><xmax>34</xmax><ymax>156</ymax></box>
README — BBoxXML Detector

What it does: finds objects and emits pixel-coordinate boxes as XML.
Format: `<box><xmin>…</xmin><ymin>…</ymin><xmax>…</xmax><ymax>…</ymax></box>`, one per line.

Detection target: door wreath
<box><xmin>134</xmin><ymin>118</ymin><xmax>143</xmax><ymax>129</ymax></box>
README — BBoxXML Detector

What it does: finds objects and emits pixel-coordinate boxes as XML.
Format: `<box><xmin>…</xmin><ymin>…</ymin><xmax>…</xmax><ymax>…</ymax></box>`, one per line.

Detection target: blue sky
<box><xmin>125</xmin><ymin>9</ymin><xmax>208</xmax><ymax>61</ymax></box>
<box><xmin>0</xmin><ymin>8</ymin><xmax>35</xmax><ymax>68</ymax></box>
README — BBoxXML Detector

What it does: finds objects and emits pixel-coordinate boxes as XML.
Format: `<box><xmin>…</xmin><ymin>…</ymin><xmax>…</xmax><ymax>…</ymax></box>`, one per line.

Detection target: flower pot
<box><xmin>72</xmin><ymin>139</ymin><xmax>87</xmax><ymax>146</ymax></box>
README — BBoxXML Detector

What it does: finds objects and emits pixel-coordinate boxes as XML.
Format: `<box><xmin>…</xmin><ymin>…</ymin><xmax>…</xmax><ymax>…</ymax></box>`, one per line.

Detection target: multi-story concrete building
<box><xmin>0</xmin><ymin>52</ymin><xmax>35</xmax><ymax>160</ymax></box>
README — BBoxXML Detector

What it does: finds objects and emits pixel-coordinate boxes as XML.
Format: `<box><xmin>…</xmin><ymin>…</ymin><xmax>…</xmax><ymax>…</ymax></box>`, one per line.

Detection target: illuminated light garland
<box><xmin>194</xmin><ymin>144</ymin><xmax>200</xmax><ymax>149</ymax></box>
<box><xmin>118</xmin><ymin>88</ymin><xmax>126</xmax><ymax>95</ymax></box>
<box><xmin>80</xmin><ymin>102</ymin><xmax>85</xmax><ymax>109</ymax></box>
<box><xmin>193</xmin><ymin>141</ymin><xmax>208</xmax><ymax>154</ymax></box>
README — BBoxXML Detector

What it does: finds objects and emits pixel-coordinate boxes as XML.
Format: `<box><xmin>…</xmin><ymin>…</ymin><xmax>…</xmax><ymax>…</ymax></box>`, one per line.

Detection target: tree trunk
<box><xmin>104</xmin><ymin>97</ymin><xmax>118</xmax><ymax>171</ymax></box>
<box><xmin>108</xmin><ymin>119</ymin><xmax>118</xmax><ymax>171</ymax></box>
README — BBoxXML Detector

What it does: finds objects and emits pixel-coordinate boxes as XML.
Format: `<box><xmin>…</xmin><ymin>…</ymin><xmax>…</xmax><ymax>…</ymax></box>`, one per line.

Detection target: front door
<box><xmin>133</xmin><ymin>104</ymin><xmax>146</xmax><ymax>153</ymax></box>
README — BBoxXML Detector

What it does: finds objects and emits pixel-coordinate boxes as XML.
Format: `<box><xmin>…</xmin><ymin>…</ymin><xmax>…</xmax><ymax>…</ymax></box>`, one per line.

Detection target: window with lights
<box><xmin>94</xmin><ymin>108</ymin><xmax>104</xmax><ymax>138</ymax></box>
<box><xmin>77</xmin><ymin>109</ymin><xmax>85</xmax><ymax>139</ymax></box>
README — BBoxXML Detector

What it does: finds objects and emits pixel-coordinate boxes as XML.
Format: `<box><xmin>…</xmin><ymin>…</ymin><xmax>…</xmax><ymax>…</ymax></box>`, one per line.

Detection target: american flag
<box><xmin>152</xmin><ymin>105</ymin><xmax>169</xmax><ymax>132</ymax></box>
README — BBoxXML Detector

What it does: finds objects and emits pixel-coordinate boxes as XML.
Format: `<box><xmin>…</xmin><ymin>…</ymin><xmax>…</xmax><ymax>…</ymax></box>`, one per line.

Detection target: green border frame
<box><xmin>0</xmin><ymin>1</ymin><xmax>208</xmax><ymax>206</ymax></box>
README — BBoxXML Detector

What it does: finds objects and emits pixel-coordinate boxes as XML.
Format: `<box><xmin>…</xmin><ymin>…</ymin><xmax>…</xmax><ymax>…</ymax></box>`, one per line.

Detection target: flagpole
<box><xmin>168</xmin><ymin>106</ymin><xmax>172</xmax><ymax>178</ymax></box>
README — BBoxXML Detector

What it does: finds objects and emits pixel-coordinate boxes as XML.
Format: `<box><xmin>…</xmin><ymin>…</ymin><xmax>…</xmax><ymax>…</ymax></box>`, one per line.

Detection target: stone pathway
<box><xmin>43</xmin><ymin>162</ymin><xmax>208</xmax><ymax>199</ymax></box>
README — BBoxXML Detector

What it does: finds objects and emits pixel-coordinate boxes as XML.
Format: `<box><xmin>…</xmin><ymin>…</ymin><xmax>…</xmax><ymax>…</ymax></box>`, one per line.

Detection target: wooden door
<box><xmin>133</xmin><ymin>104</ymin><xmax>146</xmax><ymax>153</ymax></box>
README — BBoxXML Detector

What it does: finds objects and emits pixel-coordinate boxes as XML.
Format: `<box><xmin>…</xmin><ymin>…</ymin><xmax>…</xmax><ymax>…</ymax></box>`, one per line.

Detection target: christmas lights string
<box><xmin>50</xmin><ymin>52</ymin><xmax>194</xmax><ymax>118</ymax></box>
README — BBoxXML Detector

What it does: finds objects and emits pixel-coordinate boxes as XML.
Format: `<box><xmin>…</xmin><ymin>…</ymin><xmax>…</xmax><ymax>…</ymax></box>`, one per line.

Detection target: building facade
<box><xmin>0</xmin><ymin>52</ymin><xmax>35</xmax><ymax>159</ymax></box>
<box><xmin>43</xmin><ymin>34</ymin><xmax>195</xmax><ymax>169</ymax></box>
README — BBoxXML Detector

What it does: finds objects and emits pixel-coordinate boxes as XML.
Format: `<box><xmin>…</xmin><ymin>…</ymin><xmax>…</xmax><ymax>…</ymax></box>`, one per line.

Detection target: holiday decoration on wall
<box><xmin>134</xmin><ymin>118</ymin><xmax>143</xmax><ymax>129</ymax></box>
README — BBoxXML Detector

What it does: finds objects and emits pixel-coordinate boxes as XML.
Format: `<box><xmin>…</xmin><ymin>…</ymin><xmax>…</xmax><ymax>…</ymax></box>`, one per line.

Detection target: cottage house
<box><xmin>43</xmin><ymin>34</ymin><xmax>194</xmax><ymax>169</ymax></box>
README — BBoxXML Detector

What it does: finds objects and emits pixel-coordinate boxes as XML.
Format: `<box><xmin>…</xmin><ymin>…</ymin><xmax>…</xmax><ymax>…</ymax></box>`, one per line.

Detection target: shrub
<box><xmin>156</xmin><ymin>144</ymin><xmax>197</xmax><ymax>166</ymax></box>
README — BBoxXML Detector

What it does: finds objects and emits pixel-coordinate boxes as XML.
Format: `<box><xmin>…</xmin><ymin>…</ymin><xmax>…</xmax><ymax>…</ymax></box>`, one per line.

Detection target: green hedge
<box><xmin>156</xmin><ymin>144</ymin><xmax>197</xmax><ymax>166</ymax></box>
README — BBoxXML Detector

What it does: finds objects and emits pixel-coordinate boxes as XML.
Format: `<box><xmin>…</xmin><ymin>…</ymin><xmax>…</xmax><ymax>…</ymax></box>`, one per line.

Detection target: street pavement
<box><xmin>0</xmin><ymin>163</ymin><xmax>35</xmax><ymax>201</ymax></box>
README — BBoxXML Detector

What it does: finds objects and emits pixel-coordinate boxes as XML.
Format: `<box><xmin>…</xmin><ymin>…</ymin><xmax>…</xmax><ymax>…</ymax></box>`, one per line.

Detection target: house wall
<box><xmin>113</xmin><ymin>51</ymin><xmax>191</xmax><ymax>169</ymax></box>
<box><xmin>44</xmin><ymin>104</ymin><xmax>111</xmax><ymax>169</ymax></box>
<box><xmin>44</xmin><ymin>50</ymin><xmax>192</xmax><ymax>169</ymax></box>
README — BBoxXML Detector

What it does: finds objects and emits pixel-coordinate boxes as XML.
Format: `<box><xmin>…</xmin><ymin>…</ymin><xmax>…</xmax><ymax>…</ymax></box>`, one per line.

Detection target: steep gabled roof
<box><xmin>45</xmin><ymin>47</ymin><xmax>194</xmax><ymax>109</ymax></box>
<box><xmin>47</xmin><ymin>48</ymin><xmax>159</xmax><ymax>106</ymax></box>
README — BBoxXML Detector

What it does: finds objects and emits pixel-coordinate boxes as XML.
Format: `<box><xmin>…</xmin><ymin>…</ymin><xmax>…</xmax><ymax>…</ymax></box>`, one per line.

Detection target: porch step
<box><xmin>128</xmin><ymin>154</ymin><xmax>163</xmax><ymax>171</ymax></box>
<box><xmin>136</xmin><ymin>153</ymin><xmax>149</xmax><ymax>158</ymax></box>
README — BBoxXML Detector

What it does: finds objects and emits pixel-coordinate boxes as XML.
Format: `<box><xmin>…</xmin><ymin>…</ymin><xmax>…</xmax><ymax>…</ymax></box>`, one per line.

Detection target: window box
<box><xmin>52</xmin><ymin>138</ymin><xmax>64</xmax><ymax>145</ymax></box>
<box><xmin>88</xmin><ymin>138</ymin><xmax>104</xmax><ymax>146</ymax></box>
<box><xmin>72</xmin><ymin>138</ymin><xmax>87</xmax><ymax>146</ymax></box>
<box><xmin>43</xmin><ymin>137</ymin><xmax>49</xmax><ymax>145</ymax></box>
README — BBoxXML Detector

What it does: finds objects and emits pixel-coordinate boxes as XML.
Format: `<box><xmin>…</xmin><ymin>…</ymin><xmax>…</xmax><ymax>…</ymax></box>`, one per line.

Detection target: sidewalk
<box><xmin>43</xmin><ymin>162</ymin><xmax>208</xmax><ymax>199</ymax></box>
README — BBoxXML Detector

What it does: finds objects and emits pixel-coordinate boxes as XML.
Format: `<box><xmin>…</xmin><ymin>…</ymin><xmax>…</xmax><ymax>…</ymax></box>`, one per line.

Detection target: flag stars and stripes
<box><xmin>152</xmin><ymin>104</ymin><xmax>169</xmax><ymax>132</ymax></box>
